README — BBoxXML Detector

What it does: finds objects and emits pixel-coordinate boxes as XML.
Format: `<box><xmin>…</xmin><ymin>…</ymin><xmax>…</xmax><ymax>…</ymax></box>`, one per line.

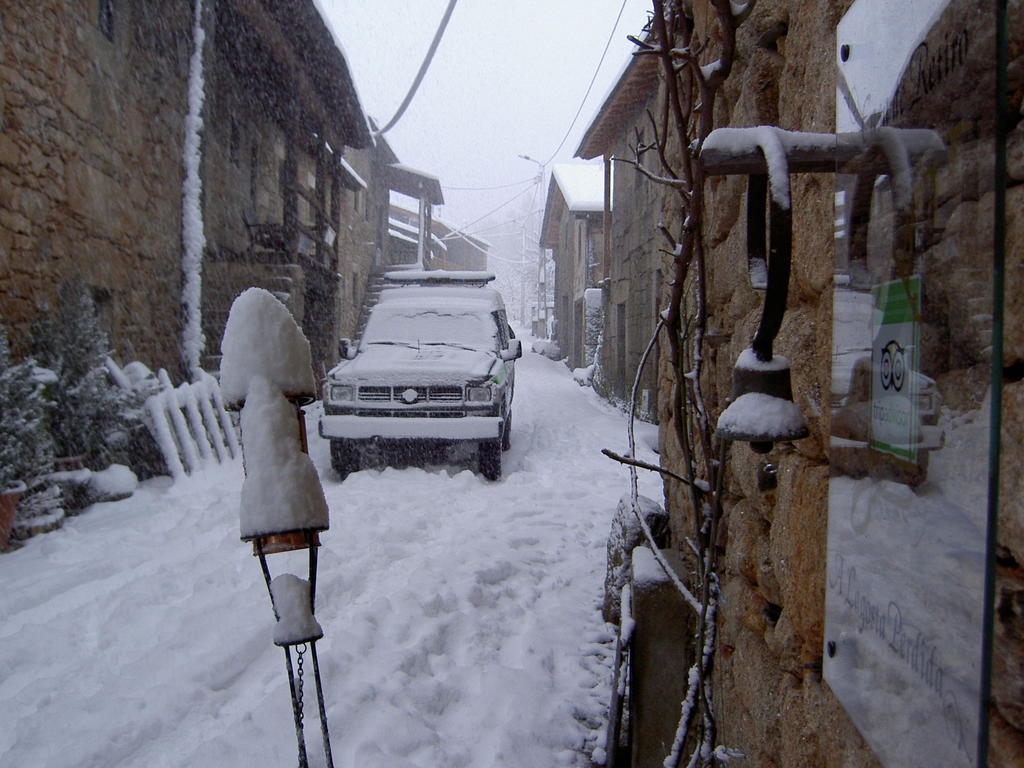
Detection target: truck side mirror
<box><xmin>338</xmin><ymin>338</ymin><xmax>354</xmax><ymax>360</ymax></box>
<box><xmin>501</xmin><ymin>339</ymin><xmax>522</xmax><ymax>361</ymax></box>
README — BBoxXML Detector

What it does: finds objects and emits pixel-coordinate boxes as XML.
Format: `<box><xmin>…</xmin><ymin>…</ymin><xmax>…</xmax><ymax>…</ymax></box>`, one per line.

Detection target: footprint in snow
<box><xmin>475</xmin><ymin>561</ymin><xmax>518</xmax><ymax>586</ymax></box>
<box><xmin>508</xmin><ymin>536</ymin><xmax>540</xmax><ymax>550</ymax></box>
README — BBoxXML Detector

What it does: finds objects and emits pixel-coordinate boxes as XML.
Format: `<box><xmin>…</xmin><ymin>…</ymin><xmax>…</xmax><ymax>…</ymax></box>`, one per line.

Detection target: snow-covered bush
<box><xmin>31</xmin><ymin>279</ymin><xmax>132</xmax><ymax>466</ymax></box>
<box><xmin>0</xmin><ymin>327</ymin><xmax>53</xmax><ymax>490</ymax></box>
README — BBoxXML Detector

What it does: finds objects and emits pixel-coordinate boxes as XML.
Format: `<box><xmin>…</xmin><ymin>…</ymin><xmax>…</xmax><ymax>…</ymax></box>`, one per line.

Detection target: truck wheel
<box><xmin>330</xmin><ymin>441</ymin><xmax>359</xmax><ymax>481</ymax></box>
<box><xmin>501</xmin><ymin>412</ymin><xmax>512</xmax><ymax>451</ymax></box>
<box><xmin>479</xmin><ymin>439</ymin><xmax>502</xmax><ymax>481</ymax></box>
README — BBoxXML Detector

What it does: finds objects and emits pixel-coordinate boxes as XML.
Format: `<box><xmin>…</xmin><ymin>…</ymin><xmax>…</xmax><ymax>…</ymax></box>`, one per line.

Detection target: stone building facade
<box><xmin>576</xmin><ymin>53</ymin><xmax>664</xmax><ymax>416</ymax></box>
<box><xmin>1</xmin><ymin>0</ymin><xmax>380</xmax><ymax>381</ymax></box>
<box><xmin>615</xmin><ymin>0</ymin><xmax>1024</xmax><ymax>766</ymax></box>
<box><xmin>541</xmin><ymin>163</ymin><xmax>606</xmax><ymax>370</ymax></box>
<box><xmin>1</xmin><ymin>0</ymin><xmax>196</xmax><ymax>373</ymax></box>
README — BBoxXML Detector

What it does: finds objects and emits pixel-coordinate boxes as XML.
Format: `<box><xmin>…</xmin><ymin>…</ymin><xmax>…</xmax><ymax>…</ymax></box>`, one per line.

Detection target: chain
<box><xmin>295</xmin><ymin>643</ymin><xmax>306</xmax><ymax>730</ymax></box>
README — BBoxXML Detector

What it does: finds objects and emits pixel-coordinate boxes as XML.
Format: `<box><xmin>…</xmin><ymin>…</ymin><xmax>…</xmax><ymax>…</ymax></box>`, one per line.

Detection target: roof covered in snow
<box><xmin>255</xmin><ymin>0</ymin><xmax>372</xmax><ymax>149</ymax></box>
<box><xmin>551</xmin><ymin>164</ymin><xmax>604</xmax><ymax>212</ymax></box>
<box><xmin>575</xmin><ymin>50</ymin><xmax>661</xmax><ymax>160</ymax></box>
<box><xmin>387</xmin><ymin>164</ymin><xmax>444</xmax><ymax>205</ymax></box>
<box><xmin>540</xmin><ymin>163</ymin><xmax>606</xmax><ymax>248</ymax></box>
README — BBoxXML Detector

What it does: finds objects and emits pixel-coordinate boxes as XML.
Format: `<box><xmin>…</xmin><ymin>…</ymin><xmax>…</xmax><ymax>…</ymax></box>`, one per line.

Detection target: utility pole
<box><xmin>518</xmin><ymin>154</ymin><xmax>544</xmax><ymax>333</ymax></box>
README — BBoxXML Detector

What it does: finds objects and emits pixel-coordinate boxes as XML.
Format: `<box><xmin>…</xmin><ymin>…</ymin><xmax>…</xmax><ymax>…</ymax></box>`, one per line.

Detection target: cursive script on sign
<box><xmin>828</xmin><ymin>553</ymin><xmax>970</xmax><ymax>764</ymax></box>
<box><xmin>887</xmin><ymin>27</ymin><xmax>970</xmax><ymax>125</ymax></box>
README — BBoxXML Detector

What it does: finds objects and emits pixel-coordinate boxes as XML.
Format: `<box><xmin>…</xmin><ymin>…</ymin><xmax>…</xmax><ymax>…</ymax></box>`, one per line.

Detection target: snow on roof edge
<box><xmin>552</xmin><ymin>163</ymin><xmax>606</xmax><ymax>212</ymax></box>
<box><xmin>339</xmin><ymin>156</ymin><xmax>367</xmax><ymax>189</ymax></box>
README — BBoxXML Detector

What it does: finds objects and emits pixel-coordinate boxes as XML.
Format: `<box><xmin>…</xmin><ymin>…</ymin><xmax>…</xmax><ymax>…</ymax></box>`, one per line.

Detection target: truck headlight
<box><xmin>329</xmin><ymin>384</ymin><xmax>354</xmax><ymax>402</ymax></box>
<box><xmin>466</xmin><ymin>385</ymin><xmax>492</xmax><ymax>402</ymax></box>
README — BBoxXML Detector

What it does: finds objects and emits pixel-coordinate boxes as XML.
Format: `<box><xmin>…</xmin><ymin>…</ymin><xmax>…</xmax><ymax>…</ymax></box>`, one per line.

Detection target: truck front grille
<box><xmin>357</xmin><ymin>385</ymin><xmax>465</xmax><ymax>403</ymax></box>
<box><xmin>353</xmin><ymin>409</ymin><xmax>467</xmax><ymax>418</ymax></box>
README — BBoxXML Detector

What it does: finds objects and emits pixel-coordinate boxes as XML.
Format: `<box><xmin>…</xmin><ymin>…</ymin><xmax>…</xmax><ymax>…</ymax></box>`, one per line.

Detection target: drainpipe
<box><xmin>603</xmin><ymin>154</ymin><xmax>612</xmax><ymax>282</ymax></box>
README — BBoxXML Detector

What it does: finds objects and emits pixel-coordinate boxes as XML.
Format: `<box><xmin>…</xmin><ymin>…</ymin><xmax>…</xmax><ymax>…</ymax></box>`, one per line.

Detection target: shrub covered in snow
<box><xmin>531</xmin><ymin>339</ymin><xmax>561</xmax><ymax>360</ymax></box>
<box><xmin>31</xmin><ymin>279</ymin><xmax>132</xmax><ymax>465</ymax></box>
<box><xmin>0</xmin><ymin>327</ymin><xmax>53</xmax><ymax>490</ymax></box>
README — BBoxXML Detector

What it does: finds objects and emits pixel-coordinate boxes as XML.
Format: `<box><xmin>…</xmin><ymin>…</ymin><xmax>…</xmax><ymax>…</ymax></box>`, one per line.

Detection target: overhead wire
<box><xmin>445</xmin><ymin>0</ymin><xmax>629</xmax><ymax>238</ymax></box>
<box><xmin>448</xmin><ymin>182</ymin><xmax>539</xmax><ymax>236</ymax></box>
<box><xmin>539</xmin><ymin>0</ymin><xmax>630</xmax><ymax>166</ymax></box>
<box><xmin>377</xmin><ymin>0</ymin><xmax>459</xmax><ymax>135</ymax></box>
<box><xmin>442</xmin><ymin>177</ymin><xmax>537</xmax><ymax>192</ymax></box>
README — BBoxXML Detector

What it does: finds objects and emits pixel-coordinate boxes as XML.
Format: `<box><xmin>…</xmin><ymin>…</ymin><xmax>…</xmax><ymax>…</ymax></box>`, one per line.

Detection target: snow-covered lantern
<box><xmin>220</xmin><ymin>288</ymin><xmax>335</xmax><ymax>768</ymax></box>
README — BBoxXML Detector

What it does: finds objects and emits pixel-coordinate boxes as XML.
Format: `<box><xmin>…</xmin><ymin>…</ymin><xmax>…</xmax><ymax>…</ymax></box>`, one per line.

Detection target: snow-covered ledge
<box><xmin>699</xmin><ymin>125</ymin><xmax>945</xmax><ymax>185</ymax></box>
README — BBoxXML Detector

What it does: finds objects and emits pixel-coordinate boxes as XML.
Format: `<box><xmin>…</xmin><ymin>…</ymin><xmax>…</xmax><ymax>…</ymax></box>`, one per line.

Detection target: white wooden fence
<box><xmin>107</xmin><ymin>359</ymin><xmax>239</xmax><ymax>479</ymax></box>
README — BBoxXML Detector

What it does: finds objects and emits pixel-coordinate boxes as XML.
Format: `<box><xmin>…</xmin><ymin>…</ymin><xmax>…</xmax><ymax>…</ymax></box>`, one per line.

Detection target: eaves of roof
<box><xmin>575</xmin><ymin>52</ymin><xmax>660</xmax><ymax>160</ymax></box>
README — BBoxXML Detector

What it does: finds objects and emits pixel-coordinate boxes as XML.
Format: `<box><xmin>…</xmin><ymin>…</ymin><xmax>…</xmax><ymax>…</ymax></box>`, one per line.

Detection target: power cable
<box><xmin>455</xmin><ymin>207</ymin><xmax>546</xmax><ymax>238</ymax></box>
<box><xmin>442</xmin><ymin>177</ymin><xmax>537</xmax><ymax>192</ymax></box>
<box><xmin>377</xmin><ymin>0</ymin><xmax>458</xmax><ymax>135</ymax></box>
<box><xmin>540</xmin><ymin>0</ymin><xmax>629</xmax><ymax>165</ymax></box>
<box><xmin>448</xmin><ymin>182</ymin><xmax>538</xmax><ymax>236</ymax></box>
<box><xmin>446</xmin><ymin>0</ymin><xmax>628</xmax><ymax>236</ymax></box>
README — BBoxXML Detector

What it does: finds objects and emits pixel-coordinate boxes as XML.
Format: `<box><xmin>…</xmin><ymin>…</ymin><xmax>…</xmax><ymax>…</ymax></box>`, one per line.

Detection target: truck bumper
<box><xmin>319</xmin><ymin>415</ymin><xmax>503</xmax><ymax>441</ymax></box>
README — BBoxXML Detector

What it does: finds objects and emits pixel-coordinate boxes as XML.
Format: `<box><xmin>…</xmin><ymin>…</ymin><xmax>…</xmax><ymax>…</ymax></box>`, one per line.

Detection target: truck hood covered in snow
<box><xmin>329</xmin><ymin>343</ymin><xmax>499</xmax><ymax>383</ymax></box>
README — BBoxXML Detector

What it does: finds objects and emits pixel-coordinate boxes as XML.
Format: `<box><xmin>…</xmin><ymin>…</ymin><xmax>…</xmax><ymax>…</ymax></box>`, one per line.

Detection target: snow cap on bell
<box><xmin>716</xmin><ymin>348</ymin><xmax>809</xmax><ymax>453</ymax></box>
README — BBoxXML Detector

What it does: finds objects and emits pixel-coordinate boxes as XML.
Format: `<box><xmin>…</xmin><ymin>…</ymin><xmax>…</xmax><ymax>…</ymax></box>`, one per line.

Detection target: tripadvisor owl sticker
<box><xmin>870</xmin><ymin>277</ymin><xmax>921</xmax><ymax>462</ymax></box>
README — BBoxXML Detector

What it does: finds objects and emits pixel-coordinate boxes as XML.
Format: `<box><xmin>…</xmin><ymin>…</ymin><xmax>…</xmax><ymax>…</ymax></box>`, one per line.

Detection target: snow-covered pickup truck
<box><xmin>319</xmin><ymin>272</ymin><xmax>521</xmax><ymax>481</ymax></box>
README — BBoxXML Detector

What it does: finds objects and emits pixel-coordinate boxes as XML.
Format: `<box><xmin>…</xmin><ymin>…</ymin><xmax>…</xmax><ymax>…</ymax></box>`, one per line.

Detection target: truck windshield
<box><xmin>362</xmin><ymin>307</ymin><xmax>497</xmax><ymax>350</ymax></box>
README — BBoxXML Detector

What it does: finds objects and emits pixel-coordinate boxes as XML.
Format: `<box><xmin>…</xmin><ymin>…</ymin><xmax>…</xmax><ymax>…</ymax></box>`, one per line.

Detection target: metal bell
<box><xmin>716</xmin><ymin>348</ymin><xmax>809</xmax><ymax>453</ymax></box>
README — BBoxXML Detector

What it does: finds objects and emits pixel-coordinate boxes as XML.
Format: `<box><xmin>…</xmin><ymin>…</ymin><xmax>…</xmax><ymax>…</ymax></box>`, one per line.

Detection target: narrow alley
<box><xmin>0</xmin><ymin>345</ymin><xmax>661</xmax><ymax>768</ymax></box>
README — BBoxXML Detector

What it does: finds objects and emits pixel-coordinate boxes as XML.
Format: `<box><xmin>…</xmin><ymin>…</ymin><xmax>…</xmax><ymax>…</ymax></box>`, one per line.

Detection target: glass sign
<box><xmin>826</xmin><ymin>1</ymin><xmax>996</xmax><ymax>766</ymax></box>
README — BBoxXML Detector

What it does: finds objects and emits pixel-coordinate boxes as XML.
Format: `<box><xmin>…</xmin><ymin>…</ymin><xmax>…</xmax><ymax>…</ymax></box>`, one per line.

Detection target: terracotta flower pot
<box><xmin>0</xmin><ymin>482</ymin><xmax>26</xmax><ymax>553</ymax></box>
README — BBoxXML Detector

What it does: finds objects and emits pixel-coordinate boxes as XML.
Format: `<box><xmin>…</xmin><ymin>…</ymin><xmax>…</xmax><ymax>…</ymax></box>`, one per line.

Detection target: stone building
<box><xmin>540</xmin><ymin>163</ymin><xmax>606</xmax><ymax>370</ymax></box>
<box><xmin>430</xmin><ymin>217</ymin><xmax>489</xmax><ymax>271</ymax></box>
<box><xmin>198</xmin><ymin>0</ymin><xmax>376</xmax><ymax>378</ymax></box>
<box><xmin>0</xmin><ymin>0</ymin><xmax>383</xmax><ymax>381</ymax></box>
<box><xmin>385</xmin><ymin>165</ymin><xmax>445</xmax><ymax>269</ymax></box>
<box><xmin>607</xmin><ymin>1</ymin><xmax>1023</xmax><ymax>767</ymax></box>
<box><xmin>1</xmin><ymin>0</ymin><xmax>198</xmax><ymax>374</ymax></box>
<box><xmin>576</xmin><ymin>52</ymin><xmax>663</xmax><ymax>417</ymax></box>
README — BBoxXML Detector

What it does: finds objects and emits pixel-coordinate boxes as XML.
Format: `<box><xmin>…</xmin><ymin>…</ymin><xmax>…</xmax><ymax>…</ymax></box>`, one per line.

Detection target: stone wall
<box><xmin>656</xmin><ymin>5</ymin><xmax>875</xmax><ymax>763</ymax></box>
<box><xmin>651</xmin><ymin>0</ymin><xmax>1023</xmax><ymax>765</ymax></box>
<box><xmin>1</xmin><ymin>0</ymin><xmax>192</xmax><ymax>375</ymax></box>
<box><xmin>597</xmin><ymin>102</ymin><xmax>664</xmax><ymax>412</ymax></box>
<box><xmin>993</xmin><ymin>0</ymin><xmax>1024</xmax><ymax>759</ymax></box>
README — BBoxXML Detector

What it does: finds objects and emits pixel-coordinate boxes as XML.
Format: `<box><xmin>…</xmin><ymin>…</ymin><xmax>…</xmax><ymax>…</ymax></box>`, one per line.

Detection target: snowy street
<box><xmin>0</xmin><ymin>346</ymin><xmax>661</xmax><ymax>768</ymax></box>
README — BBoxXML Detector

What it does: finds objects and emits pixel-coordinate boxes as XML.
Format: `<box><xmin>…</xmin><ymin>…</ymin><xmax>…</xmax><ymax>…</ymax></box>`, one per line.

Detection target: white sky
<box><xmin>319</xmin><ymin>0</ymin><xmax>654</xmax><ymax>235</ymax></box>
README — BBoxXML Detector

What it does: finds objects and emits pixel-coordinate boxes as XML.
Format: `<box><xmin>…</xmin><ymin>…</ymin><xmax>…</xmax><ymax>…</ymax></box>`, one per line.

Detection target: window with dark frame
<box><xmin>98</xmin><ymin>0</ymin><xmax>115</xmax><ymax>41</ymax></box>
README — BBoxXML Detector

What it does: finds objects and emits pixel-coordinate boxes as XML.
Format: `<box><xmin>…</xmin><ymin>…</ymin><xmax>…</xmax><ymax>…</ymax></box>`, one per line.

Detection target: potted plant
<box><xmin>0</xmin><ymin>327</ymin><xmax>53</xmax><ymax>551</ymax></box>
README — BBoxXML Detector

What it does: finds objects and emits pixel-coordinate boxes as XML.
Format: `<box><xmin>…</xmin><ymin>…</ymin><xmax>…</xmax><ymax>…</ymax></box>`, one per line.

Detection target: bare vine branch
<box><xmin>614</xmin><ymin>1</ymin><xmax>744</xmax><ymax>764</ymax></box>
<box><xmin>601</xmin><ymin>448</ymin><xmax>695</xmax><ymax>487</ymax></box>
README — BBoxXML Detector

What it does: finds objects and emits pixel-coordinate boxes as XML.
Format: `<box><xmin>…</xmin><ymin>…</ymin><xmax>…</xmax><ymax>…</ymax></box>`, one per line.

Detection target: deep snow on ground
<box><xmin>0</xmin><ymin>347</ymin><xmax>662</xmax><ymax>768</ymax></box>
